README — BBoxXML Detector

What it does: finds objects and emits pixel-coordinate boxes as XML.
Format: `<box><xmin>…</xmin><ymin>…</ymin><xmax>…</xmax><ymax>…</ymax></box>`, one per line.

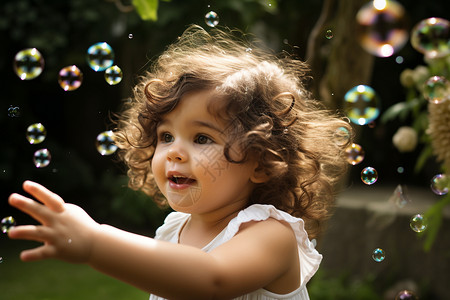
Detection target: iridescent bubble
<box><xmin>104</xmin><ymin>65</ymin><xmax>123</xmax><ymax>85</ymax></box>
<box><xmin>1</xmin><ymin>216</ymin><xmax>16</xmax><ymax>233</ymax></box>
<box><xmin>361</xmin><ymin>167</ymin><xmax>378</xmax><ymax>185</ymax></box>
<box><xmin>13</xmin><ymin>48</ymin><xmax>44</xmax><ymax>80</ymax></box>
<box><xmin>344</xmin><ymin>85</ymin><xmax>381</xmax><ymax>125</ymax></box>
<box><xmin>86</xmin><ymin>42</ymin><xmax>115</xmax><ymax>72</ymax></box>
<box><xmin>325</xmin><ymin>29</ymin><xmax>333</xmax><ymax>39</ymax></box>
<box><xmin>388</xmin><ymin>184</ymin><xmax>410</xmax><ymax>208</ymax></box>
<box><xmin>128</xmin><ymin>33</ymin><xmax>133</xmax><ymax>39</ymax></box>
<box><xmin>395</xmin><ymin>290</ymin><xmax>418</xmax><ymax>300</ymax></box>
<box><xmin>356</xmin><ymin>0</ymin><xmax>409</xmax><ymax>57</ymax></box>
<box><xmin>345</xmin><ymin>143</ymin><xmax>365</xmax><ymax>165</ymax></box>
<box><xmin>33</xmin><ymin>148</ymin><xmax>51</xmax><ymax>168</ymax></box>
<box><xmin>430</xmin><ymin>174</ymin><xmax>449</xmax><ymax>195</ymax></box>
<box><xmin>372</xmin><ymin>248</ymin><xmax>385</xmax><ymax>262</ymax></box>
<box><xmin>26</xmin><ymin>123</ymin><xmax>46</xmax><ymax>144</ymax></box>
<box><xmin>205</xmin><ymin>11</ymin><xmax>219</xmax><ymax>27</ymax></box>
<box><xmin>333</xmin><ymin>126</ymin><xmax>351</xmax><ymax>146</ymax></box>
<box><xmin>423</xmin><ymin>76</ymin><xmax>450</xmax><ymax>104</ymax></box>
<box><xmin>411</xmin><ymin>17</ymin><xmax>450</xmax><ymax>59</ymax></box>
<box><xmin>58</xmin><ymin>65</ymin><xmax>83</xmax><ymax>91</ymax></box>
<box><xmin>410</xmin><ymin>214</ymin><xmax>427</xmax><ymax>233</ymax></box>
<box><xmin>96</xmin><ymin>131</ymin><xmax>117</xmax><ymax>156</ymax></box>
<box><xmin>7</xmin><ymin>105</ymin><xmax>20</xmax><ymax>117</ymax></box>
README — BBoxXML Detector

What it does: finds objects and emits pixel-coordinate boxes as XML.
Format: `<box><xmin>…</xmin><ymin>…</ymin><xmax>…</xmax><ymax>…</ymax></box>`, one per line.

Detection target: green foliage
<box><xmin>132</xmin><ymin>0</ymin><xmax>159</xmax><ymax>21</ymax></box>
<box><xmin>422</xmin><ymin>193</ymin><xmax>450</xmax><ymax>252</ymax></box>
<box><xmin>308</xmin><ymin>270</ymin><xmax>380</xmax><ymax>300</ymax></box>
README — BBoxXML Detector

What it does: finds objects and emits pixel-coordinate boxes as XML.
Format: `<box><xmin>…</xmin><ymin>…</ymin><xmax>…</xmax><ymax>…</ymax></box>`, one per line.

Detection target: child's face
<box><xmin>152</xmin><ymin>89</ymin><xmax>258</xmax><ymax>214</ymax></box>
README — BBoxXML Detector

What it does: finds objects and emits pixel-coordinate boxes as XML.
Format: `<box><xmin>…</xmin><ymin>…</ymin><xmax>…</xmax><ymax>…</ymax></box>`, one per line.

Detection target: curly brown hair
<box><xmin>114</xmin><ymin>25</ymin><xmax>352</xmax><ymax>238</ymax></box>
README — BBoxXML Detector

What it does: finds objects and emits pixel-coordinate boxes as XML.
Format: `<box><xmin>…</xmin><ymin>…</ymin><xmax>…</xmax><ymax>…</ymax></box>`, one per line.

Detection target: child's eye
<box><xmin>195</xmin><ymin>134</ymin><xmax>213</xmax><ymax>145</ymax></box>
<box><xmin>160</xmin><ymin>133</ymin><xmax>174</xmax><ymax>143</ymax></box>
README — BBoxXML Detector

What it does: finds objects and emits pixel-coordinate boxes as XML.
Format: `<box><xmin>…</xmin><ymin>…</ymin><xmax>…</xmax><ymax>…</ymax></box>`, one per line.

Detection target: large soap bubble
<box><xmin>356</xmin><ymin>0</ymin><xmax>409</xmax><ymax>57</ymax></box>
<box><xmin>344</xmin><ymin>85</ymin><xmax>381</xmax><ymax>125</ymax></box>
<box><xmin>411</xmin><ymin>17</ymin><xmax>450</xmax><ymax>58</ymax></box>
<box><xmin>87</xmin><ymin>42</ymin><xmax>115</xmax><ymax>72</ymax></box>
<box><xmin>13</xmin><ymin>48</ymin><xmax>45</xmax><ymax>80</ymax></box>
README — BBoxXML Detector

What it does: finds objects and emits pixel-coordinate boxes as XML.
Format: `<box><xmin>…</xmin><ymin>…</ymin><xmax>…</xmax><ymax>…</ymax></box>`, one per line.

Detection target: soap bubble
<box><xmin>33</xmin><ymin>148</ymin><xmax>51</xmax><ymax>168</ymax></box>
<box><xmin>58</xmin><ymin>65</ymin><xmax>83</xmax><ymax>91</ymax></box>
<box><xmin>13</xmin><ymin>48</ymin><xmax>44</xmax><ymax>80</ymax></box>
<box><xmin>205</xmin><ymin>11</ymin><xmax>219</xmax><ymax>27</ymax></box>
<box><xmin>395</xmin><ymin>290</ymin><xmax>418</xmax><ymax>300</ymax></box>
<box><xmin>325</xmin><ymin>29</ymin><xmax>333</xmax><ymax>39</ymax></box>
<box><xmin>333</xmin><ymin>126</ymin><xmax>351</xmax><ymax>146</ymax></box>
<box><xmin>430</xmin><ymin>174</ymin><xmax>449</xmax><ymax>195</ymax></box>
<box><xmin>411</xmin><ymin>17</ymin><xmax>450</xmax><ymax>59</ymax></box>
<box><xmin>104</xmin><ymin>65</ymin><xmax>123</xmax><ymax>85</ymax></box>
<box><xmin>356</xmin><ymin>0</ymin><xmax>409</xmax><ymax>57</ymax></box>
<box><xmin>345</xmin><ymin>143</ymin><xmax>365</xmax><ymax>165</ymax></box>
<box><xmin>1</xmin><ymin>216</ymin><xmax>16</xmax><ymax>233</ymax></box>
<box><xmin>395</xmin><ymin>56</ymin><xmax>404</xmax><ymax>64</ymax></box>
<box><xmin>388</xmin><ymin>184</ymin><xmax>410</xmax><ymax>208</ymax></box>
<box><xmin>0</xmin><ymin>257</ymin><xmax>3</xmax><ymax>263</ymax></box>
<box><xmin>7</xmin><ymin>105</ymin><xmax>20</xmax><ymax>117</ymax></box>
<box><xmin>87</xmin><ymin>42</ymin><xmax>114</xmax><ymax>72</ymax></box>
<box><xmin>344</xmin><ymin>85</ymin><xmax>381</xmax><ymax>125</ymax></box>
<box><xmin>128</xmin><ymin>33</ymin><xmax>133</xmax><ymax>39</ymax></box>
<box><xmin>423</xmin><ymin>76</ymin><xmax>450</xmax><ymax>104</ymax></box>
<box><xmin>361</xmin><ymin>167</ymin><xmax>378</xmax><ymax>185</ymax></box>
<box><xmin>26</xmin><ymin>123</ymin><xmax>46</xmax><ymax>144</ymax></box>
<box><xmin>410</xmin><ymin>214</ymin><xmax>427</xmax><ymax>233</ymax></box>
<box><xmin>96</xmin><ymin>131</ymin><xmax>117</xmax><ymax>156</ymax></box>
<box><xmin>372</xmin><ymin>248</ymin><xmax>385</xmax><ymax>262</ymax></box>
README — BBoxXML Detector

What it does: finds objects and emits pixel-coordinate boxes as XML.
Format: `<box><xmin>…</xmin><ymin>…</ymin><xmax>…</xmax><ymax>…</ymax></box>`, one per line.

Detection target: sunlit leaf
<box><xmin>132</xmin><ymin>0</ymin><xmax>158</xmax><ymax>21</ymax></box>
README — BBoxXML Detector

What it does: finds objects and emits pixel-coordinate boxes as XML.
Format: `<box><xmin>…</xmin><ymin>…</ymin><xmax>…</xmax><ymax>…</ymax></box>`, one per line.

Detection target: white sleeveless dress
<box><xmin>149</xmin><ymin>204</ymin><xmax>322</xmax><ymax>300</ymax></box>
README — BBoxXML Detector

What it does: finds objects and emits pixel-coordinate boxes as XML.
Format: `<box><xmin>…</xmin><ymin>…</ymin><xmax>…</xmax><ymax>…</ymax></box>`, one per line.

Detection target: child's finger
<box><xmin>20</xmin><ymin>244</ymin><xmax>57</xmax><ymax>262</ymax></box>
<box><xmin>8</xmin><ymin>193</ymin><xmax>53</xmax><ymax>225</ymax></box>
<box><xmin>8</xmin><ymin>225</ymin><xmax>54</xmax><ymax>244</ymax></box>
<box><xmin>22</xmin><ymin>181</ymin><xmax>65</xmax><ymax>213</ymax></box>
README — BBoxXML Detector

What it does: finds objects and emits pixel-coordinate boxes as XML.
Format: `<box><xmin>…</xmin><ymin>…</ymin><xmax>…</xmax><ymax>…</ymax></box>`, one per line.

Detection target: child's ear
<box><xmin>250</xmin><ymin>163</ymin><xmax>270</xmax><ymax>184</ymax></box>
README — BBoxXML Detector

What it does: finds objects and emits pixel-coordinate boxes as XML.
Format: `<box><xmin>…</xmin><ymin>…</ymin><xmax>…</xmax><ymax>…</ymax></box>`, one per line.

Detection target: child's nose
<box><xmin>167</xmin><ymin>144</ymin><xmax>188</xmax><ymax>162</ymax></box>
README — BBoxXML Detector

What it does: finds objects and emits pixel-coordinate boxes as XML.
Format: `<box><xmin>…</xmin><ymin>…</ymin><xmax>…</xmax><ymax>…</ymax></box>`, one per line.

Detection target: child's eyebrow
<box><xmin>190</xmin><ymin>120</ymin><xmax>223</xmax><ymax>134</ymax></box>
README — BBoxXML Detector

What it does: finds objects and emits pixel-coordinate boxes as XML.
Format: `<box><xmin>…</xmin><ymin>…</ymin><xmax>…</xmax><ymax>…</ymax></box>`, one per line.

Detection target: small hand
<box><xmin>8</xmin><ymin>180</ymin><xmax>100</xmax><ymax>263</ymax></box>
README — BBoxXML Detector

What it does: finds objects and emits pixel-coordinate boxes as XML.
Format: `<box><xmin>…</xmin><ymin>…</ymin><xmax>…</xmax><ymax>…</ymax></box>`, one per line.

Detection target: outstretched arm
<box><xmin>8</xmin><ymin>181</ymin><xmax>299</xmax><ymax>299</ymax></box>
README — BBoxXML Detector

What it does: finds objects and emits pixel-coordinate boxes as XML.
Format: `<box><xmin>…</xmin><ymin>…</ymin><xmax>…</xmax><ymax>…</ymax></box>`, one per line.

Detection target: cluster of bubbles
<box><xmin>24</xmin><ymin>123</ymin><xmax>51</xmax><ymax>168</ymax></box>
<box><xmin>1</xmin><ymin>216</ymin><xmax>16</xmax><ymax>234</ymax></box>
<box><xmin>356</xmin><ymin>0</ymin><xmax>409</xmax><ymax>57</ymax></box>
<box><xmin>205</xmin><ymin>11</ymin><xmax>219</xmax><ymax>27</ymax></box>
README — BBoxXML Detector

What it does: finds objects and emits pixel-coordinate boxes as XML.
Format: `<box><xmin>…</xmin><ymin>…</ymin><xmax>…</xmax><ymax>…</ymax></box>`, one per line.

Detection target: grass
<box><xmin>0</xmin><ymin>240</ymin><xmax>148</xmax><ymax>300</ymax></box>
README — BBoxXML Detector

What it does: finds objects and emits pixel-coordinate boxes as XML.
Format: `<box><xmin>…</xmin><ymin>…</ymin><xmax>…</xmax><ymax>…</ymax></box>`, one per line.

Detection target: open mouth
<box><xmin>169</xmin><ymin>175</ymin><xmax>196</xmax><ymax>185</ymax></box>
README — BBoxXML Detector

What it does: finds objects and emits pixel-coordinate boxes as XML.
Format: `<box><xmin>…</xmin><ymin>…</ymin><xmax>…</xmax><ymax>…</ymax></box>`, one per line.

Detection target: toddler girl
<box><xmin>8</xmin><ymin>25</ymin><xmax>351</xmax><ymax>299</ymax></box>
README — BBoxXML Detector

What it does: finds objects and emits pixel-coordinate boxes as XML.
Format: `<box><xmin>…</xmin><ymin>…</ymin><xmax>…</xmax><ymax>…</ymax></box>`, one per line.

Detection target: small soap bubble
<box><xmin>283</xmin><ymin>128</ymin><xmax>289</xmax><ymax>134</ymax></box>
<box><xmin>397</xmin><ymin>166</ymin><xmax>404</xmax><ymax>173</ymax></box>
<box><xmin>344</xmin><ymin>85</ymin><xmax>381</xmax><ymax>125</ymax></box>
<box><xmin>13</xmin><ymin>48</ymin><xmax>45</xmax><ymax>80</ymax></box>
<box><xmin>411</xmin><ymin>17</ymin><xmax>450</xmax><ymax>59</ymax></box>
<box><xmin>372</xmin><ymin>248</ymin><xmax>385</xmax><ymax>262</ymax></box>
<box><xmin>325</xmin><ymin>29</ymin><xmax>333</xmax><ymax>39</ymax></box>
<box><xmin>356</xmin><ymin>0</ymin><xmax>409</xmax><ymax>57</ymax></box>
<box><xmin>205</xmin><ymin>11</ymin><xmax>219</xmax><ymax>27</ymax></box>
<box><xmin>0</xmin><ymin>257</ymin><xmax>3</xmax><ymax>263</ymax></box>
<box><xmin>96</xmin><ymin>130</ymin><xmax>117</xmax><ymax>156</ymax></box>
<box><xmin>33</xmin><ymin>148</ymin><xmax>51</xmax><ymax>168</ymax></box>
<box><xmin>423</xmin><ymin>76</ymin><xmax>450</xmax><ymax>104</ymax></box>
<box><xmin>395</xmin><ymin>290</ymin><xmax>418</xmax><ymax>300</ymax></box>
<box><xmin>410</xmin><ymin>214</ymin><xmax>427</xmax><ymax>233</ymax></box>
<box><xmin>345</xmin><ymin>143</ymin><xmax>365</xmax><ymax>165</ymax></box>
<box><xmin>58</xmin><ymin>65</ymin><xmax>83</xmax><ymax>91</ymax></box>
<box><xmin>7</xmin><ymin>105</ymin><xmax>21</xmax><ymax>117</ymax></box>
<box><xmin>388</xmin><ymin>184</ymin><xmax>410</xmax><ymax>208</ymax></box>
<box><xmin>333</xmin><ymin>126</ymin><xmax>351</xmax><ymax>146</ymax></box>
<box><xmin>128</xmin><ymin>33</ymin><xmax>133</xmax><ymax>39</ymax></box>
<box><xmin>87</xmin><ymin>42</ymin><xmax>115</xmax><ymax>72</ymax></box>
<box><xmin>430</xmin><ymin>174</ymin><xmax>449</xmax><ymax>195</ymax></box>
<box><xmin>26</xmin><ymin>123</ymin><xmax>46</xmax><ymax>144</ymax></box>
<box><xmin>395</xmin><ymin>56</ymin><xmax>404</xmax><ymax>64</ymax></box>
<box><xmin>104</xmin><ymin>65</ymin><xmax>123</xmax><ymax>85</ymax></box>
<box><xmin>361</xmin><ymin>167</ymin><xmax>378</xmax><ymax>185</ymax></box>
<box><xmin>1</xmin><ymin>216</ymin><xmax>16</xmax><ymax>233</ymax></box>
